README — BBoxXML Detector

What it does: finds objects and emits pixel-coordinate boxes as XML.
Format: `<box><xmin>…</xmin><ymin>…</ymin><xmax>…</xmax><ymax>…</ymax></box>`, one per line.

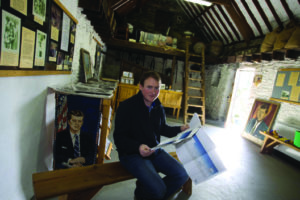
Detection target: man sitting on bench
<box><xmin>113</xmin><ymin>71</ymin><xmax>190</xmax><ymax>200</ymax></box>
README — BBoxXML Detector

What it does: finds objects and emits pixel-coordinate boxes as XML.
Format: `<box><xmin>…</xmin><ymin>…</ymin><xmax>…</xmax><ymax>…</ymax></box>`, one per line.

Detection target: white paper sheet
<box><xmin>175</xmin><ymin>127</ymin><xmax>225</xmax><ymax>185</ymax></box>
<box><xmin>151</xmin><ymin>113</ymin><xmax>202</xmax><ymax>150</ymax></box>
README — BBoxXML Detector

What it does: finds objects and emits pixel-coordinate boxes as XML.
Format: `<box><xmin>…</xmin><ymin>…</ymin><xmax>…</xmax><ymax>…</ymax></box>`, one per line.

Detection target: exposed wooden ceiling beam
<box><xmin>241</xmin><ymin>0</ymin><xmax>263</xmax><ymax>35</ymax></box>
<box><xmin>206</xmin><ymin>9</ymin><xmax>228</xmax><ymax>44</ymax></box>
<box><xmin>216</xmin><ymin>4</ymin><xmax>241</xmax><ymax>41</ymax></box>
<box><xmin>206</xmin><ymin>0</ymin><xmax>231</xmax><ymax>6</ymax></box>
<box><xmin>266</xmin><ymin>0</ymin><xmax>283</xmax><ymax>29</ymax></box>
<box><xmin>211</xmin><ymin>6</ymin><xmax>234</xmax><ymax>42</ymax></box>
<box><xmin>224</xmin><ymin>0</ymin><xmax>254</xmax><ymax>41</ymax></box>
<box><xmin>190</xmin><ymin>3</ymin><xmax>216</xmax><ymax>41</ymax></box>
<box><xmin>196</xmin><ymin>5</ymin><xmax>218</xmax><ymax>41</ymax></box>
<box><xmin>179</xmin><ymin>1</ymin><xmax>211</xmax><ymax>42</ymax></box>
<box><xmin>253</xmin><ymin>0</ymin><xmax>272</xmax><ymax>33</ymax></box>
<box><xmin>280</xmin><ymin>0</ymin><xmax>294</xmax><ymax>20</ymax></box>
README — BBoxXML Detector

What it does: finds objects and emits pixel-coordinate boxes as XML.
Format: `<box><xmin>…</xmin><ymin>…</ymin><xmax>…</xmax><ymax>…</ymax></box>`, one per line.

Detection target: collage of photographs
<box><xmin>0</xmin><ymin>0</ymin><xmax>76</xmax><ymax>70</ymax></box>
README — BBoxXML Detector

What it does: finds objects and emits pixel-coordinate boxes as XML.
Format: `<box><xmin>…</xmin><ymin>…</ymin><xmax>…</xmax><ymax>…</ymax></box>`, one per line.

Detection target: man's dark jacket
<box><xmin>113</xmin><ymin>91</ymin><xmax>181</xmax><ymax>156</ymax></box>
<box><xmin>54</xmin><ymin>129</ymin><xmax>95</xmax><ymax>169</ymax></box>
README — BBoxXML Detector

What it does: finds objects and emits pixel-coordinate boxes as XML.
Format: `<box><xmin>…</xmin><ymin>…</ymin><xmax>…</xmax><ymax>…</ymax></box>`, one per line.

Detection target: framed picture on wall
<box><xmin>80</xmin><ymin>48</ymin><xmax>93</xmax><ymax>82</ymax></box>
<box><xmin>242</xmin><ymin>99</ymin><xmax>280</xmax><ymax>145</ymax></box>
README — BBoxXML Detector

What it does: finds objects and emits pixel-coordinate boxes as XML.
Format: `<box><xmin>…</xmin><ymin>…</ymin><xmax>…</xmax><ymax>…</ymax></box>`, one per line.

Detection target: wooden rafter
<box><xmin>253</xmin><ymin>0</ymin><xmax>272</xmax><ymax>33</ymax></box>
<box><xmin>190</xmin><ymin>4</ymin><xmax>214</xmax><ymax>42</ymax></box>
<box><xmin>196</xmin><ymin>5</ymin><xmax>218</xmax><ymax>41</ymax></box>
<box><xmin>224</xmin><ymin>0</ymin><xmax>254</xmax><ymax>41</ymax></box>
<box><xmin>207</xmin><ymin>8</ymin><xmax>228</xmax><ymax>44</ymax></box>
<box><xmin>280</xmin><ymin>0</ymin><xmax>294</xmax><ymax>20</ymax></box>
<box><xmin>211</xmin><ymin>6</ymin><xmax>234</xmax><ymax>42</ymax></box>
<box><xmin>180</xmin><ymin>1</ymin><xmax>212</xmax><ymax>41</ymax></box>
<box><xmin>216</xmin><ymin>4</ymin><xmax>241</xmax><ymax>41</ymax></box>
<box><xmin>206</xmin><ymin>0</ymin><xmax>231</xmax><ymax>6</ymax></box>
<box><xmin>240</xmin><ymin>0</ymin><xmax>263</xmax><ymax>35</ymax></box>
<box><xmin>202</xmin><ymin>12</ymin><xmax>222</xmax><ymax>41</ymax></box>
<box><xmin>266</xmin><ymin>0</ymin><xmax>283</xmax><ymax>29</ymax></box>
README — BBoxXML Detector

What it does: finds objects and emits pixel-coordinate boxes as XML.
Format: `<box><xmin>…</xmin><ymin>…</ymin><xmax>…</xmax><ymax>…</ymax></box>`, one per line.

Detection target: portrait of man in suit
<box><xmin>244</xmin><ymin>100</ymin><xmax>279</xmax><ymax>142</ymax></box>
<box><xmin>245</xmin><ymin>103</ymin><xmax>269</xmax><ymax>140</ymax></box>
<box><xmin>54</xmin><ymin>110</ymin><xmax>95</xmax><ymax>169</ymax></box>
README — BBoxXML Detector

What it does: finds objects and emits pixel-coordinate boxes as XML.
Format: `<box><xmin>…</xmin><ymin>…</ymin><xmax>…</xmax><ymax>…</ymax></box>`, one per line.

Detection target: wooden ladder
<box><xmin>183</xmin><ymin>36</ymin><xmax>205</xmax><ymax>125</ymax></box>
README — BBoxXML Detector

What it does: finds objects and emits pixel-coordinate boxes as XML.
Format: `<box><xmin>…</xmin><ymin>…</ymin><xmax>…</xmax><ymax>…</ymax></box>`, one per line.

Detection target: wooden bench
<box><xmin>32</xmin><ymin>152</ymin><xmax>192</xmax><ymax>199</ymax></box>
<box><xmin>259</xmin><ymin>131</ymin><xmax>300</xmax><ymax>154</ymax></box>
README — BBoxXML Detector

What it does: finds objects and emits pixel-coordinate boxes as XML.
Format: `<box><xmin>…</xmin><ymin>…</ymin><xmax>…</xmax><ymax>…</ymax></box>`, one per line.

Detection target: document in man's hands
<box><xmin>175</xmin><ymin>127</ymin><xmax>225</xmax><ymax>185</ymax></box>
<box><xmin>151</xmin><ymin>127</ymin><xmax>200</xmax><ymax>150</ymax></box>
<box><xmin>151</xmin><ymin>113</ymin><xmax>202</xmax><ymax>150</ymax></box>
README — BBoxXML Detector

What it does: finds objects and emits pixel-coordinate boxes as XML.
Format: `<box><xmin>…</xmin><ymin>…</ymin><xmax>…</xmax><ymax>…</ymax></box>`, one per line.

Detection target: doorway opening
<box><xmin>225</xmin><ymin>68</ymin><xmax>256</xmax><ymax>134</ymax></box>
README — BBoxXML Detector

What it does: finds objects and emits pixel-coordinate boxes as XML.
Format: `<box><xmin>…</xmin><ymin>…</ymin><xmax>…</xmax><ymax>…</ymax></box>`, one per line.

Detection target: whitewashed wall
<box><xmin>239</xmin><ymin>59</ymin><xmax>300</xmax><ymax>161</ymax></box>
<box><xmin>0</xmin><ymin>0</ymin><xmax>104</xmax><ymax>199</ymax></box>
<box><xmin>243</xmin><ymin>59</ymin><xmax>300</xmax><ymax>128</ymax></box>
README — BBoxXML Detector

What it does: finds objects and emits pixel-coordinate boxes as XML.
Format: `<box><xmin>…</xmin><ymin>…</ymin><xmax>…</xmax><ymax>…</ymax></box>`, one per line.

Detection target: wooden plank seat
<box><xmin>259</xmin><ymin>131</ymin><xmax>300</xmax><ymax>154</ymax></box>
<box><xmin>32</xmin><ymin>152</ymin><xmax>192</xmax><ymax>199</ymax></box>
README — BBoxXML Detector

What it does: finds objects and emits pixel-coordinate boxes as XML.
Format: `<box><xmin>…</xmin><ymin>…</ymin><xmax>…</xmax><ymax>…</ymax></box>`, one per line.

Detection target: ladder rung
<box><xmin>189</xmin><ymin>54</ymin><xmax>202</xmax><ymax>58</ymax></box>
<box><xmin>189</xmin><ymin>61</ymin><xmax>202</xmax><ymax>65</ymax></box>
<box><xmin>189</xmin><ymin>78</ymin><xmax>203</xmax><ymax>81</ymax></box>
<box><xmin>188</xmin><ymin>96</ymin><xmax>204</xmax><ymax>99</ymax></box>
<box><xmin>188</xmin><ymin>104</ymin><xmax>204</xmax><ymax>108</ymax></box>
<box><xmin>189</xmin><ymin>70</ymin><xmax>201</xmax><ymax>73</ymax></box>
<box><xmin>188</xmin><ymin>86</ymin><xmax>203</xmax><ymax>90</ymax></box>
<box><xmin>187</xmin><ymin>113</ymin><xmax>204</xmax><ymax>117</ymax></box>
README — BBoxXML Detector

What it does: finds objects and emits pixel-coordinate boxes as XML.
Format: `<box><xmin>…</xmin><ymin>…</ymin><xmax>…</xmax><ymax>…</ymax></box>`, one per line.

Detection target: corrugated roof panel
<box><xmin>209</xmin><ymin>9</ymin><xmax>231</xmax><ymax>44</ymax></box>
<box><xmin>271</xmin><ymin>0</ymin><xmax>290</xmax><ymax>24</ymax></box>
<box><xmin>236</xmin><ymin>0</ymin><xmax>260</xmax><ymax>37</ymax></box>
<box><xmin>286</xmin><ymin>0</ymin><xmax>300</xmax><ymax>19</ymax></box>
<box><xmin>258</xmin><ymin>0</ymin><xmax>279</xmax><ymax>31</ymax></box>
<box><xmin>214</xmin><ymin>5</ymin><xmax>239</xmax><ymax>42</ymax></box>
<box><xmin>221</xmin><ymin>5</ymin><xmax>244</xmax><ymax>41</ymax></box>
<box><xmin>247</xmin><ymin>0</ymin><xmax>270</xmax><ymax>35</ymax></box>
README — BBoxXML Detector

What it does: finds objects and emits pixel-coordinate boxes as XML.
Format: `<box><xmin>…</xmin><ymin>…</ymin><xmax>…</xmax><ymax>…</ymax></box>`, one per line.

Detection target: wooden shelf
<box><xmin>106</xmin><ymin>38</ymin><xmax>186</xmax><ymax>58</ymax></box>
<box><xmin>260</xmin><ymin>131</ymin><xmax>300</xmax><ymax>153</ymax></box>
<box><xmin>0</xmin><ymin>70</ymin><xmax>71</xmax><ymax>77</ymax></box>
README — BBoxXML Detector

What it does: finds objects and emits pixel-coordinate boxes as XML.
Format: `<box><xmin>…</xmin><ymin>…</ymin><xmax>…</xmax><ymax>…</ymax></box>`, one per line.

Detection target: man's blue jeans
<box><xmin>119</xmin><ymin>148</ymin><xmax>189</xmax><ymax>200</ymax></box>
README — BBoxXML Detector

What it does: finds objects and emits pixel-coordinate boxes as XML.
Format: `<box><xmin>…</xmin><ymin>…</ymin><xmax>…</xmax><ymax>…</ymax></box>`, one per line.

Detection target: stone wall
<box><xmin>205</xmin><ymin>64</ymin><xmax>239</xmax><ymax>121</ymax></box>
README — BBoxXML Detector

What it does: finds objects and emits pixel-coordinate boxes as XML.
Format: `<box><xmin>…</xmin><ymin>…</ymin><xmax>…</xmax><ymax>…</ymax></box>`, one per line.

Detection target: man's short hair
<box><xmin>260</xmin><ymin>103</ymin><xmax>269</xmax><ymax>114</ymax></box>
<box><xmin>67</xmin><ymin>110</ymin><xmax>84</xmax><ymax>120</ymax></box>
<box><xmin>139</xmin><ymin>71</ymin><xmax>161</xmax><ymax>86</ymax></box>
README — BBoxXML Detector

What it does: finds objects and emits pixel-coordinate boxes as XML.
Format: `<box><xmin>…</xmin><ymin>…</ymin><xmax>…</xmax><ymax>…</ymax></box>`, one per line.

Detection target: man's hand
<box><xmin>139</xmin><ymin>144</ymin><xmax>155</xmax><ymax>157</ymax></box>
<box><xmin>69</xmin><ymin>157</ymin><xmax>86</xmax><ymax>165</ymax></box>
<box><xmin>180</xmin><ymin>124</ymin><xmax>190</xmax><ymax>131</ymax></box>
<box><xmin>70</xmin><ymin>163</ymin><xmax>83</xmax><ymax>168</ymax></box>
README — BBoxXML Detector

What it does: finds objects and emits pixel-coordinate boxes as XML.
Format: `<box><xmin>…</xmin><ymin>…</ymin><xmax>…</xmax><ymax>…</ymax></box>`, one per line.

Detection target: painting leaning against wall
<box><xmin>242</xmin><ymin>99</ymin><xmax>280</xmax><ymax>145</ymax></box>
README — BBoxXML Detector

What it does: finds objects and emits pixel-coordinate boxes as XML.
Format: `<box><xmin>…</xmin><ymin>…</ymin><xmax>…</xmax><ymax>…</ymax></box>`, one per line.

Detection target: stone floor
<box><xmin>92</xmin><ymin>116</ymin><xmax>300</xmax><ymax>200</ymax></box>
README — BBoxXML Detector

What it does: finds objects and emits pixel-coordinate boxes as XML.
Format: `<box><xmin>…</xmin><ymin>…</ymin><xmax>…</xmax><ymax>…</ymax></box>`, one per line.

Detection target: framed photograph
<box><xmin>49</xmin><ymin>40</ymin><xmax>58</xmax><ymax>62</ymax></box>
<box><xmin>34</xmin><ymin>30</ymin><xmax>47</xmax><ymax>66</ymax></box>
<box><xmin>80</xmin><ymin>48</ymin><xmax>93</xmax><ymax>82</ymax></box>
<box><xmin>50</xmin><ymin>3</ymin><xmax>62</xmax><ymax>41</ymax></box>
<box><xmin>94</xmin><ymin>44</ymin><xmax>102</xmax><ymax>80</ymax></box>
<box><xmin>1</xmin><ymin>10</ymin><xmax>21</xmax><ymax>66</ymax></box>
<box><xmin>242</xmin><ymin>99</ymin><xmax>280</xmax><ymax>145</ymax></box>
<box><xmin>32</xmin><ymin>0</ymin><xmax>46</xmax><ymax>21</ymax></box>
